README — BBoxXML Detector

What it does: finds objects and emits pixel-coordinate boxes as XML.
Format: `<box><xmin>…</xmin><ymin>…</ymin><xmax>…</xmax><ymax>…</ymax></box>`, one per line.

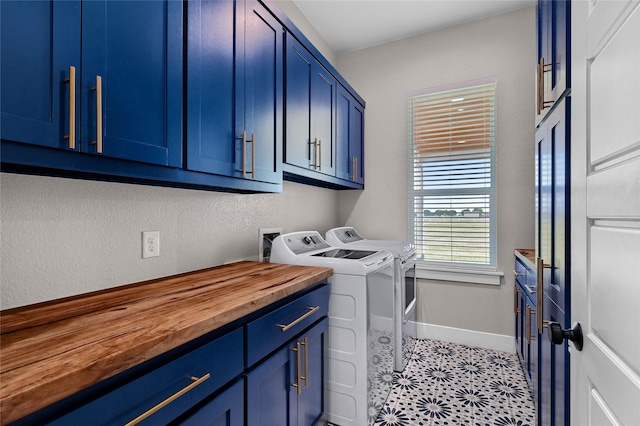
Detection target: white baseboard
<box><xmin>415</xmin><ymin>322</ymin><xmax>516</xmax><ymax>354</ymax></box>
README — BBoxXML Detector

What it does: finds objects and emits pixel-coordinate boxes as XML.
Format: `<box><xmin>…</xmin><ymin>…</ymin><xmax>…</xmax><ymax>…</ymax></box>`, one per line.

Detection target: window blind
<box><xmin>408</xmin><ymin>79</ymin><xmax>497</xmax><ymax>267</ymax></box>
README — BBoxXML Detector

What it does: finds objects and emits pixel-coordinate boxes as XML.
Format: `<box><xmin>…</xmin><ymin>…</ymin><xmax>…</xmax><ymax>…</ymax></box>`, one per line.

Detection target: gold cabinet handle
<box><xmin>64</xmin><ymin>66</ymin><xmax>76</xmax><ymax>149</ymax></box>
<box><xmin>124</xmin><ymin>373</ymin><xmax>210</xmax><ymax>426</ymax></box>
<box><xmin>512</xmin><ymin>269</ymin><xmax>524</xmax><ymax>277</ymax></box>
<box><xmin>239</xmin><ymin>131</ymin><xmax>247</xmax><ymax>178</ymax></box>
<box><xmin>301</xmin><ymin>336</ymin><xmax>308</xmax><ymax>387</ymax></box>
<box><xmin>311</xmin><ymin>138</ymin><xmax>320</xmax><ymax>170</ymax></box>
<box><xmin>537</xmin><ymin>57</ymin><xmax>554</xmax><ymax>115</ymax></box>
<box><xmin>238</xmin><ymin>131</ymin><xmax>255</xmax><ymax>178</ymax></box>
<box><xmin>317</xmin><ymin>139</ymin><xmax>321</xmax><ymax>170</ymax></box>
<box><xmin>249</xmin><ymin>133</ymin><xmax>255</xmax><ymax>177</ymax></box>
<box><xmin>354</xmin><ymin>157</ymin><xmax>358</xmax><ymax>181</ymax></box>
<box><xmin>513</xmin><ymin>285</ymin><xmax>521</xmax><ymax>314</ymax></box>
<box><xmin>524</xmin><ymin>285</ymin><xmax>536</xmax><ymax>295</ymax></box>
<box><xmin>536</xmin><ymin>257</ymin><xmax>549</xmax><ymax>333</ymax></box>
<box><xmin>91</xmin><ymin>76</ymin><xmax>103</xmax><ymax>154</ymax></box>
<box><xmin>351</xmin><ymin>157</ymin><xmax>357</xmax><ymax>181</ymax></box>
<box><xmin>277</xmin><ymin>306</ymin><xmax>320</xmax><ymax>332</ymax></box>
<box><xmin>526</xmin><ymin>305</ymin><xmax>536</xmax><ymax>343</ymax></box>
<box><xmin>291</xmin><ymin>342</ymin><xmax>302</xmax><ymax>395</ymax></box>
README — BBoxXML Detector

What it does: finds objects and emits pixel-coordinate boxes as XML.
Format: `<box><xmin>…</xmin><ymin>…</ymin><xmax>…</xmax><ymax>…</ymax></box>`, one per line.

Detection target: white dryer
<box><xmin>270</xmin><ymin>231</ymin><xmax>395</xmax><ymax>426</ymax></box>
<box><xmin>326</xmin><ymin>227</ymin><xmax>417</xmax><ymax>373</ymax></box>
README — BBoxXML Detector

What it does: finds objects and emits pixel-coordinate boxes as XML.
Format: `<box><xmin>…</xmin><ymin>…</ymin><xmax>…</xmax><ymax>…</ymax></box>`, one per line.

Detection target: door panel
<box><xmin>311</xmin><ymin>67</ymin><xmax>335</xmax><ymax>175</ymax></box>
<box><xmin>240</xmin><ymin>0</ymin><xmax>282</xmax><ymax>184</ymax></box>
<box><xmin>571</xmin><ymin>1</ymin><xmax>640</xmax><ymax>425</ymax></box>
<box><xmin>186</xmin><ymin>0</ymin><xmax>236</xmax><ymax>176</ymax></box>
<box><xmin>0</xmin><ymin>0</ymin><xmax>80</xmax><ymax>149</ymax></box>
<box><xmin>82</xmin><ymin>0</ymin><xmax>182</xmax><ymax>166</ymax></box>
<box><xmin>285</xmin><ymin>38</ymin><xmax>312</xmax><ymax>169</ymax></box>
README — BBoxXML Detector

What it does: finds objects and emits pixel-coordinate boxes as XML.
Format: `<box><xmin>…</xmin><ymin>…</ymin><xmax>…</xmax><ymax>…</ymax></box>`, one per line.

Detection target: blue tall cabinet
<box><xmin>534</xmin><ymin>1</ymin><xmax>571</xmax><ymax>425</ymax></box>
<box><xmin>1</xmin><ymin>0</ymin><xmax>182</xmax><ymax>167</ymax></box>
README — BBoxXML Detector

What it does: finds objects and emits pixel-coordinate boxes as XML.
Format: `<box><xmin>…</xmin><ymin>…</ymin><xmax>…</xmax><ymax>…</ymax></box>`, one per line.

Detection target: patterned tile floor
<box><xmin>373</xmin><ymin>339</ymin><xmax>536</xmax><ymax>426</ymax></box>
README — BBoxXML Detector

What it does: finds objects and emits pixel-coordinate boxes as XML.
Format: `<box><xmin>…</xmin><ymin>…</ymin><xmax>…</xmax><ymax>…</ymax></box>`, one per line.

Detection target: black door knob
<box><xmin>548</xmin><ymin>321</ymin><xmax>584</xmax><ymax>351</ymax></box>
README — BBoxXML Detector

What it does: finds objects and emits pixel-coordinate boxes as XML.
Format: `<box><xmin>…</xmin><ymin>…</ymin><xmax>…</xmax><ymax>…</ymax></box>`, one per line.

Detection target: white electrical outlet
<box><xmin>142</xmin><ymin>231</ymin><xmax>160</xmax><ymax>259</ymax></box>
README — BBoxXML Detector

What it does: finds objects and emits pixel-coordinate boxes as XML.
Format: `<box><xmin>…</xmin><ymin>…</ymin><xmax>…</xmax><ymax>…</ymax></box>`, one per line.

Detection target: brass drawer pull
<box><xmin>291</xmin><ymin>341</ymin><xmax>302</xmax><ymax>394</ymax></box>
<box><xmin>124</xmin><ymin>373</ymin><xmax>210</xmax><ymax>426</ymax></box>
<box><xmin>524</xmin><ymin>285</ymin><xmax>536</xmax><ymax>295</ymax></box>
<box><xmin>277</xmin><ymin>306</ymin><xmax>320</xmax><ymax>332</ymax></box>
<box><xmin>512</xmin><ymin>269</ymin><xmax>524</xmax><ymax>277</ymax></box>
<box><xmin>91</xmin><ymin>75</ymin><xmax>103</xmax><ymax>154</ymax></box>
<box><xmin>64</xmin><ymin>66</ymin><xmax>76</xmax><ymax>149</ymax></box>
<box><xmin>513</xmin><ymin>285</ymin><xmax>521</xmax><ymax>314</ymax></box>
<box><xmin>526</xmin><ymin>305</ymin><xmax>536</xmax><ymax>344</ymax></box>
<box><xmin>301</xmin><ymin>336</ymin><xmax>309</xmax><ymax>387</ymax></box>
<box><xmin>239</xmin><ymin>131</ymin><xmax>255</xmax><ymax>178</ymax></box>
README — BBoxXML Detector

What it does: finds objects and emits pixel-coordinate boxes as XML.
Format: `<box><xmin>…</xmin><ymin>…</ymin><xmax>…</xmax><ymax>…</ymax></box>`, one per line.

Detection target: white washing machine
<box><xmin>326</xmin><ymin>227</ymin><xmax>417</xmax><ymax>373</ymax></box>
<box><xmin>270</xmin><ymin>231</ymin><xmax>395</xmax><ymax>426</ymax></box>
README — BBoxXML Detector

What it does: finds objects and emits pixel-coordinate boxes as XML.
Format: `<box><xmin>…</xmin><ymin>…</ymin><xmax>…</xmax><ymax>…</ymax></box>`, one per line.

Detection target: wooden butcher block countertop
<box><xmin>514</xmin><ymin>248</ymin><xmax>536</xmax><ymax>270</ymax></box>
<box><xmin>0</xmin><ymin>261</ymin><xmax>332</xmax><ymax>424</ymax></box>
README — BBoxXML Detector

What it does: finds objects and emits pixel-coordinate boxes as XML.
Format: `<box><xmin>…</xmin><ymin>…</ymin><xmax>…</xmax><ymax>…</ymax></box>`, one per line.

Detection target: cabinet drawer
<box><xmin>514</xmin><ymin>259</ymin><xmax>528</xmax><ymax>286</ymax></box>
<box><xmin>246</xmin><ymin>284</ymin><xmax>329</xmax><ymax>367</ymax></box>
<box><xmin>50</xmin><ymin>328</ymin><xmax>243</xmax><ymax>425</ymax></box>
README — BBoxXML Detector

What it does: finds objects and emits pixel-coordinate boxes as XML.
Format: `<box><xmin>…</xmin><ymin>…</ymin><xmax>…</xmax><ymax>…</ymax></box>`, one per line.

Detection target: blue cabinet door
<box><xmin>0</xmin><ymin>0</ymin><xmax>80</xmax><ymax>149</ymax></box>
<box><xmin>336</xmin><ymin>85</ymin><xmax>364</xmax><ymax>185</ymax></box>
<box><xmin>296</xmin><ymin>318</ymin><xmax>327</xmax><ymax>426</ymax></box>
<box><xmin>311</xmin><ymin>64</ymin><xmax>336</xmax><ymax>176</ymax></box>
<box><xmin>536</xmin><ymin>0</ymin><xmax>570</xmax><ymax>123</ymax></box>
<box><xmin>81</xmin><ymin>0</ymin><xmax>182</xmax><ymax>166</ymax></box>
<box><xmin>180</xmin><ymin>379</ymin><xmax>244</xmax><ymax>426</ymax></box>
<box><xmin>186</xmin><ymin>0</ymin><xmax>236</xmax><ymax>177</ymax></box>
<box><xmin>285</xmin><ymin>35</ymin><xmax>313</xmax><ymax>169</ymax></box>
<box><xmin>285</xmin><ymin>33</ymin><xmax>335</xmax><ymax>176</ymax></box>
<box><xmin>536</xmin><ymin>97</ymin><xmax>569</xmax><ymax>426</ymax></box>
<box><xmin>246</xmin><ymin>344</ymin><xmax>296</xmax><ymax>426</ymax></box>
<box><xmin>236</xmin><ymin>0</ymin><xmax>283</xmax><ymax>184</ymax></box>
<box><xmin>350</xmin><ymin>100</ymin><xmax>365</xmax><ymax>185</ymax></box>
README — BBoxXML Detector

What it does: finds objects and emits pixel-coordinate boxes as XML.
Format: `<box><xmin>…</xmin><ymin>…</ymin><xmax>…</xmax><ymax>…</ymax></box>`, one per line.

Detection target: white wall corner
<box><xmin>415</xmin><ymin>321</ymin><xmax>516</xmax><ymax>354</ymax></box>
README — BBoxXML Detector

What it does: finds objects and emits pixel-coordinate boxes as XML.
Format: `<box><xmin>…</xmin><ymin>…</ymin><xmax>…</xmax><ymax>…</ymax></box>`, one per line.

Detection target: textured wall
<box><xmin>335</xmin><ymin>7</ymin><xmax>537</xmax><ymax>336</ymax></box>
<box><xmin>0</xmin><ymin>174</ymin><xmax>338</xmax><ymax>309</ymax></box>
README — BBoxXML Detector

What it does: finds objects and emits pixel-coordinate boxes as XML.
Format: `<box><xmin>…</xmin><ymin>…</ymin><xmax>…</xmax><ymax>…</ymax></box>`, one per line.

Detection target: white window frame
<box><xmin>407</xmin><ymin>77</ymin><xmax>502</xmax><ymax>285</ymax></box>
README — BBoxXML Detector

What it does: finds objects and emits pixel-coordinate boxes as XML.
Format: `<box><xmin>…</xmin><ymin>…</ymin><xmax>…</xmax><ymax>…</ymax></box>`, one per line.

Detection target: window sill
<box><xmin>415</xmin><ymin>264</ymin><xmax>504</xmax><ymax>286</ymax></box>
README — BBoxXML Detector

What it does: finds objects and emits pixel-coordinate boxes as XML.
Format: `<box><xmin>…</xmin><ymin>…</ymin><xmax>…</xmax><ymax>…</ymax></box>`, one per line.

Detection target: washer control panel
<box><xmin>282</xmin><ymin>232</ymin><xmax>332</xmax><ymax>255</ymax></box>
<box><xmin>333</xmin><ymin>227</ymin><xmax>364</xmax><ymax>243</ymax></box>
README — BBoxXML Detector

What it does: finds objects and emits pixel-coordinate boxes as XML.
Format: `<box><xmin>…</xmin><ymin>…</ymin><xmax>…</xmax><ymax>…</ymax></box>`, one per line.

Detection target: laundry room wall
<box><xmin>335</xmin><ymin>7</ymin><xmax>536</xmax><ymax>341</ymax></box>
<box><xmin>0</xmin><ymin>175</ymin><xmax>340</xmax><ymax>310</ymax></box>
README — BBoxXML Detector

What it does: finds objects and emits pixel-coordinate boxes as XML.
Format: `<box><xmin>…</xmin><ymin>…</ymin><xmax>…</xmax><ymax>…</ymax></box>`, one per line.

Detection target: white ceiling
<box><xmin>291</xmin><ymin>0</ymin><xmax>536</xmax><ymax>53</ymax></box>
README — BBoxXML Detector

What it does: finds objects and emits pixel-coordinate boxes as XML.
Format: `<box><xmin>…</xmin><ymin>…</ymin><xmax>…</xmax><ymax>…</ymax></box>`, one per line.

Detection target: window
<box><xmin>408</xmin><ymin>78</ymin><xmax>497</xmax><ymax>270</ymax></box>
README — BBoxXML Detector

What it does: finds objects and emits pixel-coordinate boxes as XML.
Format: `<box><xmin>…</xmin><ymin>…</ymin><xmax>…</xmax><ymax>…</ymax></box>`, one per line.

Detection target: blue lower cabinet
<box><xmin>538</xmin><ymin>294</ymin><xmax>568</xmax><ymax>426</ymax></box>
<box><xmin>179</xmin><ymin>379</ymin><xmax>244</xmax><ymax>426</ymax></box>
<box><xmin>246</xmin><ymin>317</ymin><xmax>328</xmax><ymax>426</ymax></box>
<box><xmin>296</xmin><ymin>318</ymin><xmax>327</xmax><ymax>426</ymax></box>
<box><xmin>47</xmin><ymin>329</ymin><xmax>243</xmax><ymax>426</ymax></box>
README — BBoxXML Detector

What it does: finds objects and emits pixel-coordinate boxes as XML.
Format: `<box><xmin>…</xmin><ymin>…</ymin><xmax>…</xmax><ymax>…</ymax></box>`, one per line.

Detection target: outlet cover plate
<box><xmin>142</xmin><ymin>231</ymin><xmax>160</xmax><ymax>259</ymax></box>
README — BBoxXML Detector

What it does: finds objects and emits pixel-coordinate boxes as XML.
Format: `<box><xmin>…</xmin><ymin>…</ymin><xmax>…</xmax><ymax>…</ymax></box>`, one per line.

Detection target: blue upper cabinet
<box><xmin>188</xmin><ymin>0</ymin><xmax>282</xmax><ymax>185</ymax></box>
<box><xmin>186</xmin><ymin>0</ymin><xmax>237</xmax><ymax>177</ymax></box>
<box><xmin>81</xmin><ymin>0</ymin><xmax>182</xmax><ymax>167</ymax></box>
<box><xmin>285</xmin><ymin>34</ymin><xmax>336</xmax><ymax>177</ymax></box>
<box><xmin>336</xmin><ymin>85</ymin><xmax>364</xmax><ymax>185</ymax></box>
<box><xmin>1</xmin><ymin>1</ymin><xmax>80</xmax><ymax>150</ymax></box>
<box><xmin>236</xmin><ymin>0</ymin><xmax>283</xmax><ymax>185</ymax></box>
<box><xmin>536</xmin><ymin>0</ymin><xmax>570</xmax><ymax>125</ymax></box>
<box><xmin>0</xmin><ymin>0</ymin><xmax>182</xmax><ymax>167</ymax></box>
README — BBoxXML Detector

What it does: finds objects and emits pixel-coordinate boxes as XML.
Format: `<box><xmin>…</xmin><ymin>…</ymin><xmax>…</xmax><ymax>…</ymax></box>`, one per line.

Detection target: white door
<box><xmin>571</xmin><ymin>0</ymin><xmax>640</xmax><ymax>425</ymax></box>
